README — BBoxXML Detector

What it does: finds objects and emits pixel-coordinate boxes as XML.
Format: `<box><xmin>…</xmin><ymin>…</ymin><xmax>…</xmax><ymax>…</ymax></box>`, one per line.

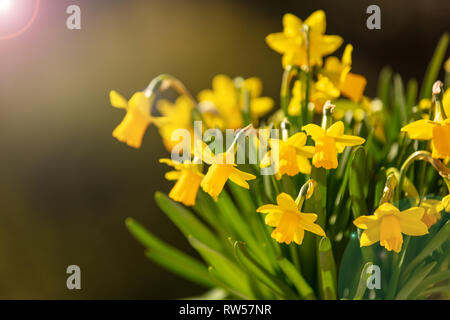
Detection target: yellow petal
<box><xmin>293</xmin><ymin>227</ymin><xmax>305</xmax><ymax>245</ymax></box>
<box><xmin>244</xmin><ymin>77</ymin><xmax>263</xmax><ymax>98</ymax></box>
<box><xmin>379</xmin><ymin>215</ymin><xmax>403</xmax><ymax>253</ymax></box>
<box><xmin>302</xmin><ymin>123</ymin><xmax>325</xmax><ymax>141</ymax></box>
<box><xmin>398</xmin><ymin>207</ymin><xmax>428</xmax><ymax>236</ymax></box>
<box><xmin>110</xmin><ymin>90</ymin><xmax>128</xmax><ymax>109</ymax></box>
<box><xmin>228</xmin><ymin>167</ymin><xmax>256</xmax><ymax>189</ymax></box>
<box><xmin>266</xmin><ymin>32</ymin><xmax>297</xmax><ymax>54</ymax></box>
<box><xmin>326</xmin><ymin>121</ymin><xmax>345</xmax><ymax>137</ymax></box>
<box><xmin>319</xmin><ymin>35</ymin><xmax>343</xmax><ymax>56</ymax></box>
<box><xmin>360</xmin><ymin>226</ymin><xmax>380</xmax><ymax>247</ymax></box>
<box><xmin>265</xmin><ymin>212</ymin><xmax>283</xmax><ymax>227</ymax></box>
<box><xmin>341</xmin><ymin>73</ymin><xmax>367</xmax><ymax>102</ymax></box>
<box><xmin>283</xmin><ymin>13</ymin><xmax>303</xmax><ymax>37</ymax></box>
<box><xmin>353</xmin><ymin>215</ymin><xmax>379</xmax><ymax>229</ymax></box>
<box><xmin>287</xmin><ymin>132</ymin><xmax>307</xmax><ymax>148</ymax></box>
<box><xmin>251</xmin><ymin>97</ymin><xmax>274</xmax><ymax>118</ymax></box>
<box><xmin>128</xmin><ymin>92</ymin><xmax>150</xmax><ymax>114</ymax></box>
<box><xmin>431</xmin><ymin>123</ymin><xmax>450</xmax><ymax>158</ymax></box>
<box><xmin>276</xmin><ymin>193</ymin><xmax>299</xmax><ymax>212</ymax></box>
<box><xmin>401</xmin><ymin>119</ymin><xmax>436</xmax><ymax>140</ymax></box>
<box><xmin>334</xmin><ymin>135</ymin><xmax>366</xmax><ymax>149</ymax></box>
<box><xmin>296</xmin><ymin>155</ymin><xmax>312</xmax><ymax>174</ymax></box>
<box><xmin>165</xmin><ymin>170</ymin><xmax>181</xmax><ymax>181</ymax></box>
<box><xmin>342</xmin><ymin>44</ymin><xmax>353</xmax><ymax>66</ymax></box>
<box><xmin>374</xmin><ymin>203</ymin><xmax>400</xmax><ymax>218</ymax></box>
<box><xmin>300</xmin><ymin>219</ymin><xmax>325</xmax><ymax>237</ymax></box>
<box><xmin>305</xmin><ymin>10</ymin><xmax>326</xmax><ymax>35</ymax></box>
<box><xmin>443</xmin><ymin>88</ymin><xmax>450</xmax><ymax>118</ymax></box>
<box><xmin>194</xmin><ymin>139</ymin><xmax>215</xmax><ymax>164</ymax></box>
<box><xmin>257</xmin><ymin>204</ymin><xmax>282</xmax><ymax>214</ymax></box>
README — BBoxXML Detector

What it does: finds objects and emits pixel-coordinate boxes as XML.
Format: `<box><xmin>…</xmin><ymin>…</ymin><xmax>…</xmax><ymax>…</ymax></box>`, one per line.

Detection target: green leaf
<box><xmin>393</xmin><ymin>74</ymin><xmax>407</xmax><ymax>126</ymax></box>
<box><xmin>154</xmin><ymin>192</ymin><xmax>223</xmax><ymax>252</ymax></box>
<box><xmin>189</xmin><ymin>236</ymin><xmax>253</xmax><ymax>297</ymax></box>
<box><xmin>278</xmin><ymin>257</ymin><xmax>316</xmax><ymax>299</ymax></box>
<box><xmin>349</xmin><ymin>147</ymin><xmax>369</xmax><ymax>218</ymax></box>
<box><xmin>353</xmin><ymin>262</ymin><xmax>374</xmax><ymax>300</ymax></box>
<box><xmin>405</xmin><ymin>78</ymin><xmax>418</xmax><ymax>110</ymax></box>
<box><xmin>125</xmin><ymin>218</ymin><xmax>214</xmax><ymax>288</ymax></box>
<box><xmin>317</xmin><ymin>237</ymin><xmax>337</xmax><ymax>300</ymax></box>
<box><xmin>396</xmin><ymin>262</ymin><xmax>437</xmax><ymax>300</ymax></box>
<box><xmin>234</xmin><ymin>241</ymin><xmax>298</xmax><ymax>299</ymax></box>
<box><xmin>402</xmin><ymin>220</ymin><xmax>450</xmax><ymax>278</ymax></box>
<box><xmin>419</xmin><ymin>33</ymin><xmax>449</xmax><ymax>99</ymax></box>
<box><xmin>377</xmin><ymin>66</ymin><xmax>393</xmax><ymax>108</ymax></box>
<box><xmin>409</xmin><ymin>269</ymin><xmax>450</xmax><ymax>299</ymax></box>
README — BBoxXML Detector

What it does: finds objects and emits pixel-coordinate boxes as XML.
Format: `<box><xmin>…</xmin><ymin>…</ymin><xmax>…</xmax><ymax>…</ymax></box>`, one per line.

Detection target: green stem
<box><xmin>386</xmin><ymin>236</ymin><xmax>411</xmax><ymax>299</ymax></box>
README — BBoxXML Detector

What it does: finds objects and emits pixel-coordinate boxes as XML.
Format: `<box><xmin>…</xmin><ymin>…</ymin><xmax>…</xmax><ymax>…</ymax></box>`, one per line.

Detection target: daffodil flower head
<box><xmin>266</xmin><ymin>10</ymin><xmax>343</xmax><ymax>68</ymax></box>
<box><xmin>110</xmin><ymin>90</ymin><xmax>154</xmax><ymax>148</ymax></box>
<box><xmin>160</xmin><ymin>158</ymin><xmax>204</xmax><ymax>206</ymax></box>
<box><xmin>257</xmin><ymin>193</ymin><xmax>325</xmax><ymax>245</ymax></box>
<box><xmin>260</xmin><ymin>132</ymin><xmax>314</xmax><ymax>178</ymax></box>
<box><xmin>302</xmin><ymin>121</ymin><xmax>365</xmax><ymax>169</ymax></box>
<box><xmin>195</xmin><ymin>140</ymin><xmax>256</xmax><ymax>200</ymax></box>
<box><xmin>353</xmin><ymin>203</ymin><xmax>428</xmax><ymax>253</ymax></box>
<box><xmin>401</xmin><ymin>119</ymin><xmax>450</xmax><ymax>159</ymax></box>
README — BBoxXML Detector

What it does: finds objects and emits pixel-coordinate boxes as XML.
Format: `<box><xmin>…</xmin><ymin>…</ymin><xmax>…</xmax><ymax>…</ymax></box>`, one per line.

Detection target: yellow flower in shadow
<box><xmin>420</xmin><ymin>199</ymin><xmax>443</xmax><ymax>228</ymax></box>
<box><xmin>110</xmin><ymin>90</ymin><xmax>155</xmax><ymax>148</ymax></box>
<box><xmin>401</xmin><ymin>119</ymin><xmax>450</xmax><ymax>159</ymax></box>
<box><xmin>257</xmin><ymin>193</ymin><xmax>325</xmax><ymax>245</ymax></box>
<box><xmin>302</xmin><ymin>121</ymin><xmax>365</xmax><ymax>169</ymax></box>
<box><xmin>266</xmin><ymin>10</ymin><xmax>343</xmax><ymax>68</ymax></box>
<box><xmin>353</xmin><ymin>203</ymin><xmax>428</xmax><ymax>253</ymax></box>
<box><xmin>160</xmin><ymin>159</ymin><xmax>204</xmax><ymax>206</ymax></box>
<box><xmin>260</xmin><ymin>132</ymin><xmax>315</xmax><ymax>179</ymax></box>
<box><xmin>195</xmin><ymin>141</ymin><xmax>256</xmax><ymax>200</ymax></box>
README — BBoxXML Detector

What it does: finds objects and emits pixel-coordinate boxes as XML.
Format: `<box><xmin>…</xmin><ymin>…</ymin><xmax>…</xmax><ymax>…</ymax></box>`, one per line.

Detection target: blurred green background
<box><xmin>0</xmin><ymin>0</ymin><xmax>448</xmax><ymax>299</ymax></box>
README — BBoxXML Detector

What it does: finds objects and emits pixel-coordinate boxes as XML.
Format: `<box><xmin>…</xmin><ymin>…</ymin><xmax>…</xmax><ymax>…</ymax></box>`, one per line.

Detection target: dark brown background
<box><xmin>0</xmin><ymin>0</ymin><xmax>449</xmax><ymax>299</ymax></box>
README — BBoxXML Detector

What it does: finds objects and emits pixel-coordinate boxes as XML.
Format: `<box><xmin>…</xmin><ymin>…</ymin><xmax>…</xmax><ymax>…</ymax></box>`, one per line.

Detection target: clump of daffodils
<box><xmin>109</xmin><ymin>11</ymin><xmax>450</xmax><ymax>300</ymax></box>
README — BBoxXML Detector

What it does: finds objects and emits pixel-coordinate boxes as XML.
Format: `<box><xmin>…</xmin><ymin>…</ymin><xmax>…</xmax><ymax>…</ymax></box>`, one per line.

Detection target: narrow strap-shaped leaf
<box><xmin>393</xmin><ymin>74</ymin><xmax>407</xmax><ymax>126</ymax></box>
<box><xmin>405</xmin><ymin>78</ymin><xmax>418</xmax><ymax>110</ymax></box>
<box><xmin>396</xmin><ymin>262</ymin><xmax>437</xmax><ymax>300</ymax></box>
<box><xmin>317</xmin><ymin>237</ymin><xmax>337</xmax><ymax>300</ymax></box>
<box><xmin>125</xmin><ymin>218</ymin><xmax>214</xmax><ymax>288</ymax></box>
<box><xmin>234</xmin><ymin>241</ymin><xmax>298</xmax><ymax>300</ymax></box>
<box><xmin>409</xmin><ymin>269</ymin><xmax>450</xmax><ymax>300</ymax></box>
<box><xmin>377</xmin><ymin>66</ymin><xmax>393</xmax><ymax>109</ymax></box>
<box><xmin>419</xmin><ymin>33</ymin><xmax>449</xmax><ymax>99</ymax></box>
<box><xmin>349</xmin><ymin>147</ymin><xmax>369</xmax><ymax>219</ymax></box>
<box><xmin>278</xmin><ymin>257</ymin><xmax>316</xmax><ymax>300</ymax></box>
<box><xmin>353</xmin><ymin>262</ymin><xmax>374</xmax><ymax>300</ymax></box>
<box><xmin>188</xmin><ymin>236</ymin><xmax>253</xmax><ymax>297</ymax></box>
<box><xmin>402</xmin><ymin>220</ymin><xmax>450</xmax><ymax>279</ymax></box>
<box><xmin>154</xmin><ymin>192</ymin><xmax>223</xmax><ymax>252</ymax></box>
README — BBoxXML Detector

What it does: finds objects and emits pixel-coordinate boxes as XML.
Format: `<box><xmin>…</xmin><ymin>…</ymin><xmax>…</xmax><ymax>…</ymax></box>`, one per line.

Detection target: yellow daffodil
<box><xmin>288</xmin><ymin>76</ymin><xmax>340</xmax><ymax>115</ymax></box>
<box><xmin>266</xmin><ymin>11</ymin><xmax>343</xmax><ymax>68</ymax></box>
<box><xmin>110</xmin><ymin>90</ymin><xmax>156</xmax><ymax>148</ymax></box>
<box><xmin>156</xmin><ymin>96</ymin><xmax>194</xmax><ymax>152</ymax></box>
<box><xmin>420</xmin><ymin>199</ymin><xmax>443</xmax><ymax>228</ymax></box>
<box><xmin>302</xmin><ymin>121</ymin><xmax>365</xmax><ymax>169</ymax></box>
<box><xmin>322</xmin><ymin>44</ymin><xmax>367</xmax><ymax>102</ymax></box>
<box><xmin>243</xmin><ymin>77</ymin><xmax>275</xmax><ymax>122</ymax></box>
<box><xmin>353</xmin><ymin>203</ymin><xmax>428</xmax><ymax>253</ymax></box>
<box><xmin>401</xmin><ymin>119</ymin><xmax>450</xmax><ymax>159</ymax></box>
<box><xmin>260</xmin><ymin>132</ymin><xmax>315</xmax><ymax>179</ymax></box>
<box><xmin>257</xmin><ymin>193</ymin><xmax>325</xmax><ymax>245</ymax></box>
<box><xmin>160</xmin><ymin>159</ymin><xmax>204</xmax><ymax>206</ymax></box>
<box><xmin>198</xmin><ymin>75</ymin><xmax>274</xmax><ymax>129</ymax></box>
<box><xmin>437</xmin><ymin>194</ymin><xmax>450</xmax><ymax>213</ymax></box>
<box><xmin>195</xmin><ymin>141</ymin><xmax>256</xmax><ymax>200</ymax></box>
